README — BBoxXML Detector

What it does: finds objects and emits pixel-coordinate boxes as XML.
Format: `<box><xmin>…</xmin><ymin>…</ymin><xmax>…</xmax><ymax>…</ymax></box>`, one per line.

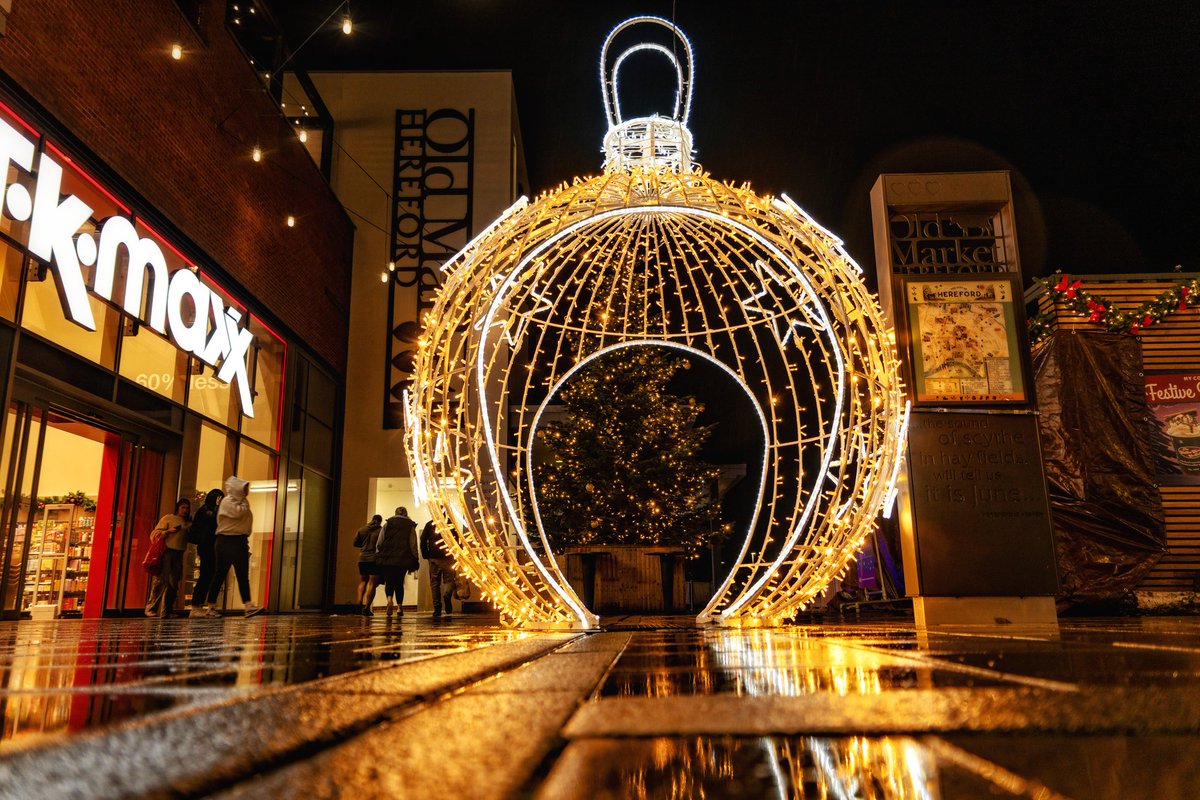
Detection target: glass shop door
<box><xmin>0</xmin><ymin>403</ymin><xmax>45</xmax><ymax>620</ymax></box>
<box><xmin>0</xmin><ymin>402</ymin><xmax>171</xmax><ymax>618</ymax></box>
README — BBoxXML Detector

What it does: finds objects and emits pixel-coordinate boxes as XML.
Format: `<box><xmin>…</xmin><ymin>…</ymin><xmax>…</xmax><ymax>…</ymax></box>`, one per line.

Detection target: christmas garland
<box><xmin>36</xmin><ymin>491</ymin><xmax>97</xmax><ymax>511</ymax></box>
<box><xmin>1028</xmin><ymin>273</ymin><xmax>1200</xmax><ymax>345</ymax></box>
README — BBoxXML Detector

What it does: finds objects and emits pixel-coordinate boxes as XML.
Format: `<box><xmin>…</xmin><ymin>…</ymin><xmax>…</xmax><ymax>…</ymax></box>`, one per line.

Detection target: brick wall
<box><xmin>0</xmin><ymin>0</ymin><xmax>353</xmax><ymax>372</ymax></box>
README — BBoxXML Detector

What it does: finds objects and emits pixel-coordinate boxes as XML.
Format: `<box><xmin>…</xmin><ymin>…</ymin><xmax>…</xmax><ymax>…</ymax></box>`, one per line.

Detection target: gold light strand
<box><xmin>406</xmin><ymin>167</ymin><xmax>905</xmax><ymax>629</ymax></box>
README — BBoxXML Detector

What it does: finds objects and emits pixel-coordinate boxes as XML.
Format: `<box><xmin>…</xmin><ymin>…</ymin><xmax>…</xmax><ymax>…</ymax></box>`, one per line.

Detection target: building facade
<box><xmin>0</xmin><ymin>0</ymin><xmax>353</xmax><ymax>618</ymax></box>
<box><xmin>308</xmin><ymin>71</ymin><xmax>527</xmax><ymax>608</ymax></box>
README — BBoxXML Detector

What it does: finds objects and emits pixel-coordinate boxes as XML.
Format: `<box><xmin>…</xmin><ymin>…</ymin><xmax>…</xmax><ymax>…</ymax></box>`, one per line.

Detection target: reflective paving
<box><xmin>1</xmin><ymin>613</ymin><xmax>1199</xmax><ymax>798</ymax></box>
<box><xmin>0</xmin><ymin>613</ymin><xmax>532</xmax><ymax>748</ymax></box>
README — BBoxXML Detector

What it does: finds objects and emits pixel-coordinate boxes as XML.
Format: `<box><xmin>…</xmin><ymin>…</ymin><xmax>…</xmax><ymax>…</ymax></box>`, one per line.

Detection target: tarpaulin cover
<box><xmin>1034</xmin><ymin>331</ymin><xmax>1166</xmax><ymax>599</ymax></box>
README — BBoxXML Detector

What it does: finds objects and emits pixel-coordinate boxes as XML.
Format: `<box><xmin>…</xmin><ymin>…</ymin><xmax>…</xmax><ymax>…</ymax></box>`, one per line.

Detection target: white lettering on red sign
<box><xmin>0</xmin><ymin>118</ymin><xmax>256</xmax><ymax>416</ymax></box>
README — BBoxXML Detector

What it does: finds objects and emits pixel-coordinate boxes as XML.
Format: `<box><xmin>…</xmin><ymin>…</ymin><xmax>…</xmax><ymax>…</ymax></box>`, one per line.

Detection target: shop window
<box><xmin>290</xmin><ymin>356</ymin><xmax>308</xmax><ymax>414</ymax></box>
<box><xmin>295</xmin><ymin>469</ymin><xmax>329</xmax><ymax>608</ymax></box>
<box><xmin>117</xmin><ymin>323</ymin><xmax>188</xmax><ymax>404</ymax></box>
<box><xmin>0</xmin><ymin>238</ymin><xmax>22</xmax><ymax>321</ymax></box>
<box><xmin>20</xmin><ymin>259</ymin><xmax>119</xmax><ymax>368</ymax></box>
<box><xmin>303</xmin><ymin>416</ymin><xmax>333</xmax><ymax>476</ymax></box>
<box><xmin>289</xmin><ymin>407</ymin><xmax>304</xmax><ymax>464</ymax></box>
<box><xmin>182</xmin><ymin>417</ymin><xmax>234</xmax><ymax>499</ymax></box>
<box><xmin>278</xmin><ymin>462</ymin><xmax>302</xmax><ymax>610</ymax></box>
<box><xmin>187</xmin><ymin>362</ymin><xmax>236</xmax><ymax>429</ymax></box>
<box><xmin>277</xmin><ymin>463</ymin><xmax>328</xmax><ymax>611</ymax></box>
<box><xmin>306</xmin><ymin>366</ymin><xmax>336</xmax><ymax>425</ymax></box>
<box><xmin>240</xmin><ymin>317</ymin><xmax>284</xmax><ymax>449</ymax></box>
<box><xmin>0</xmin><ymin>405</ymin><xmax>36</xmax><ymax>614</ymax></box>
<box><xmin>236</xmin><ymin>440</ymin><xmax>277</xmax><ymax>609</ymax></box>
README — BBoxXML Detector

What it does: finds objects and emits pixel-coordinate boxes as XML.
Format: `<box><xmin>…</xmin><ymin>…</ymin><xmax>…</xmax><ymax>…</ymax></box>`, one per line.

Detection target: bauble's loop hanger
<box><xmin>601</xmin><ymin>15</ymin><xmax>695</xmax><ymax>128</ymax></box>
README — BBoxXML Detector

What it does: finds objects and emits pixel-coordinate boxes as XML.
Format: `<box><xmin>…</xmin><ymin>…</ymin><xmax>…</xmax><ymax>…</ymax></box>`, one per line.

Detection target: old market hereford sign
<box><xmin>0</xmin><ymin>116</ymin><xmax>256</xmax><ymax>416</ymax></box>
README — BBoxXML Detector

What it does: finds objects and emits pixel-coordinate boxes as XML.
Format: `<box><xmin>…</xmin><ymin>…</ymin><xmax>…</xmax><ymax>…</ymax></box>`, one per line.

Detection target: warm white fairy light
<box><xmin>404</xmin><ymin>17</ymin><xmax>906</xmax><ymax>629</ymax></box>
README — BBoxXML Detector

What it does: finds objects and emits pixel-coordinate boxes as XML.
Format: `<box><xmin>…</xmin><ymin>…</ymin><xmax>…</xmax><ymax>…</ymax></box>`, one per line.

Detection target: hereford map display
<box><xmin>905</xmin><ymin>279</ymin><xmax>1025</xmax><ymax>403</ymax></box>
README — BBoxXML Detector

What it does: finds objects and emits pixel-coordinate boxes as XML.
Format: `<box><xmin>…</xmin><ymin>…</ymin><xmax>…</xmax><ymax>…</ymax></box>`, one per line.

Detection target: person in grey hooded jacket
<box><xmin>199</xmin><ymin>476</ymin><xmax>263</xmax><ymax>617</ymax></box>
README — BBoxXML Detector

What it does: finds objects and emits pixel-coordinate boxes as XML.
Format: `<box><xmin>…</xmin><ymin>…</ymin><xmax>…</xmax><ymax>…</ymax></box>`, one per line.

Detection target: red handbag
<box><xmin>142</xmin><ymin>535</ymin><xmax>167</xmax><ymax>574</ymax></box>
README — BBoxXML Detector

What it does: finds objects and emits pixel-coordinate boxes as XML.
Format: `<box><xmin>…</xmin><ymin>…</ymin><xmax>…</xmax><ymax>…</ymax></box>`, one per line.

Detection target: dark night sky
<box><xmin>275</xmin><ymin>0</ymin><xmax>1200</xmax><ymax>281</ymax></box>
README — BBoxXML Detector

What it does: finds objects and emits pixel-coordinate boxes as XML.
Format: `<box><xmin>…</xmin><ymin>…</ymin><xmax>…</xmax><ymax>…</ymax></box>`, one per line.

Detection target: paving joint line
<box><xmin>826</xmin><ymin>638</ymin><xmax>1080</xmax><ymax>693</ymax></box>
<box><xmin>181</xmin><ymin>634</ymin><xmax>592</xmax><ymax>799</ymax></box>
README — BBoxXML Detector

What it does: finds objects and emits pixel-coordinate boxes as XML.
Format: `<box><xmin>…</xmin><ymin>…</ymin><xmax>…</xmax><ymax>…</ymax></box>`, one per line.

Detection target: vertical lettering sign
<box><xmin>385</xmin><ymin>109</ymin><xmax>475</xmax><ymax>429</ymax></box>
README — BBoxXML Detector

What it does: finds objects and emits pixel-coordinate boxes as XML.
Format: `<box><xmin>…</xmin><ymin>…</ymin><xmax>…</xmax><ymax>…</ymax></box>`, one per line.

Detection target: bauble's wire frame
<box><xmin>405</xmin><ymin>17</ymin><xmax>908</xmax><ymax>629</ymax></box>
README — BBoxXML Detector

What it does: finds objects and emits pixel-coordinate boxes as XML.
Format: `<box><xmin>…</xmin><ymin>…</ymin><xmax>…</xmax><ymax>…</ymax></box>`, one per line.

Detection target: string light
<box><xmin>286</xmin><ymin>215</ymin><xmax>295</xmax><ymax>228</ymax></box>
<box><xmin>171</xmin><ymin>43</ymin><xmax>183</xmax><ymax>60</ymax></box>
<box><xmin>404</xmin><ymin>16</ymin><xmax>906</xmax><ymax>630</ymax></box>
<box><xmin>341</xmin><ymin>5</ymin><xmax>353</xmax><ymax>35</ymax></box>
<box><xmin>251</xmin><ymin>145</ymin><xmax>262</xmax><ymax>163</ymax></box>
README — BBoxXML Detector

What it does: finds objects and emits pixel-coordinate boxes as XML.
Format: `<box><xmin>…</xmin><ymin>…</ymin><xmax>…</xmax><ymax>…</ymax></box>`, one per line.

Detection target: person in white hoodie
<box><xmin>197</xmin><ymin>476</ymin><xmax>263</xmax><ymax>617</ymax></box>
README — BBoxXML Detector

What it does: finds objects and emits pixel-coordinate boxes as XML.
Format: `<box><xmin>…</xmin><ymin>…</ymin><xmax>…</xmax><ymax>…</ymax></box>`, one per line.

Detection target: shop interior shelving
<box><xmin>21</xmin><ymin>503</ymin><xmax>93</xmax><ymax>617</ymax></box>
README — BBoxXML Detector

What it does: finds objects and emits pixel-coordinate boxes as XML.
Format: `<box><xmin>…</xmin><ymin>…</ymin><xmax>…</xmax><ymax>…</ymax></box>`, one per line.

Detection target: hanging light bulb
<box><xmin>252</xmin><ymin>146</ymin><xmax>262</xmax><ymax>162</ymax></box>
<box><xmin>388</xmin><ymin>261</ymin><xmax>396</xmax><ymax>272</ymax></box>
<box><xmin>171</xmin><ymin>43</ymin><xmax>183</xmax><ymax>60</ymax></box>
<box><xmin>341</xmin><ymin>12</ymin><xmax>353</xmax><ymax>35</ymax></box>
<box><xmin>298</xmin><ymin>129</ymin><xmax>308</xmax><ymax>143</ymax></box>
<box><xmin>286</xmin><ymin>215</ymin><xmax>296</xmax><ymax>228</ymax></box>
<box><xmin>379</xmin><ymin>272</ymin><xmax>388</xmax><ymax>284</ymax></box>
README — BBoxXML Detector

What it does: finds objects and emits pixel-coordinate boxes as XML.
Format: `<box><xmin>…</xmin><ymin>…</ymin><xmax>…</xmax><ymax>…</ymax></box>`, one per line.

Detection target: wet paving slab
<box><xmin>538</xmin><ymin>733</ymin><xmax>1200</xmax><ymax>800</ymax></box>
<box><xmin>1</xmin><ymin>615</ymin><xmax>1200</xmax><ymax>798</ymax></box>
<box><xmin>0</xmin><ymin>614</ymin><xmax>532</xmax><ymax>747</ymax></box>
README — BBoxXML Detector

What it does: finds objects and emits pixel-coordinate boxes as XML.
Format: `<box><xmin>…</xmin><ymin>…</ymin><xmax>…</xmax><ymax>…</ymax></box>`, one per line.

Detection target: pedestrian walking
<box><xmin>199</xmin><ymin>476</ymin><xmax>263</xmax><ymax>618</ymax></box>
<box><xmin>354</xmin><ymin>514</ymin><xmax>383</xmax><ymax>615</ymax></box>
<box><xmin>187</xmin><ymin>488</ymin><xmax>223</xmax><ymax>618</ymax></box>
<box><xmin>374</xmin><ymin>507</ymin><xmax>419</xmax><ymax>618</ymax></box>
<box><xmin>145</xmin><ymin>498</ymin><xmax>190</xmax><ymax>618</ymax></box>
<box><xmin>420</xmin><ymin>519</ymin><xmax>456</xmax><ymax>618</ymax></box>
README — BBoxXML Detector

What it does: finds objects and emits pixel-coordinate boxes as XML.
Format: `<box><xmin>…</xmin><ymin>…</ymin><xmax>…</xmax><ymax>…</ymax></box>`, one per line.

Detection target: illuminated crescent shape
<box><xmin>404</xmin><ymin>20</ymin><xmax>908</xmax><ymax>629</ymax></box>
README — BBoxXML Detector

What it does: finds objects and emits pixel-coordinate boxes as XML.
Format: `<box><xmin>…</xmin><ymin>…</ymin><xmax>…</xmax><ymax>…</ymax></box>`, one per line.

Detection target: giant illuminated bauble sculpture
<box><xmin>404</xmin><ymin>16</ymin><xmax>908</xmax><ymax>629</ymax></box>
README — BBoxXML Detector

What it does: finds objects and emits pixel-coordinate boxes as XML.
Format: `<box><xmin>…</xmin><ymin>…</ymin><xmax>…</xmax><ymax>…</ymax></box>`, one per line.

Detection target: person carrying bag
<box><xmin>144</xmin><ymin>498</ymin><xmax>191</xmax><ymax>618</ymax></box>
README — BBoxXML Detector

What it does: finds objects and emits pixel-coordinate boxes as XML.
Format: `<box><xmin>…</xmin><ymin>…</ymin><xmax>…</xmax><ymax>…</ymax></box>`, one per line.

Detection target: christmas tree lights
<box><xmin>533</xmin><ymin>347</ymin><xmax>720</xmax><ymax>551</ymax></box>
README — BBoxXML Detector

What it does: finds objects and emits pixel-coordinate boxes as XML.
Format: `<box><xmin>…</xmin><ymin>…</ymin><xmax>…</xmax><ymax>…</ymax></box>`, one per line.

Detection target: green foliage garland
<box><xmin>37</xmin><ymin>491</ymin><xmax>97</xmax><ymax>512</ymax></box>
<box><xmin>1028</xmin><ymin>273</ymin><xmax>1200</xmax><ymax>345</ymax></box>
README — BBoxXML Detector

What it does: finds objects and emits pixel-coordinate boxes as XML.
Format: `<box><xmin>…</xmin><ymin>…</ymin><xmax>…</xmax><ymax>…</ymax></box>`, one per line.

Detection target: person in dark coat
<box><xmin>354</xmin><ymin>515</ymin><xmax>383</xmax><ymax>615</ymax></box>
<box><xmin>188</xmin><ymin>489</ymin><xmax>223</xmax><ymax>618</ymax></box>
<box><xmin>372</xmin><ymin>507</ymin><xmax>419</xmax><ymax>618</ymax></box>
<box><xmin>420</xmin><ymin>519</ymin><xmax>456</xmax><ymax>618</ymax></box>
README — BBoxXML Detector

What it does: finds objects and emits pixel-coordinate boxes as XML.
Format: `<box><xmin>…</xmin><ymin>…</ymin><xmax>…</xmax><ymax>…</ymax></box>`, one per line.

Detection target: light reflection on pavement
<box><xmin>3</xmin><ymin>615</ymin><xmax>1200</xmax><ymax>798</ymax></box>
<box><xmin>0</xmin><ymin>614</ymin><xmax>526</xmax><ymax>746</ymax></box>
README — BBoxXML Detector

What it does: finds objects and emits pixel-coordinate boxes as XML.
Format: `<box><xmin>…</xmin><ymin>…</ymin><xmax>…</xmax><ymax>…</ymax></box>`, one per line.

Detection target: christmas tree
<box><xmin>533</xmin><ymin>349</ymin><xmax>721</xmax><ymax>552</ymax></box>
